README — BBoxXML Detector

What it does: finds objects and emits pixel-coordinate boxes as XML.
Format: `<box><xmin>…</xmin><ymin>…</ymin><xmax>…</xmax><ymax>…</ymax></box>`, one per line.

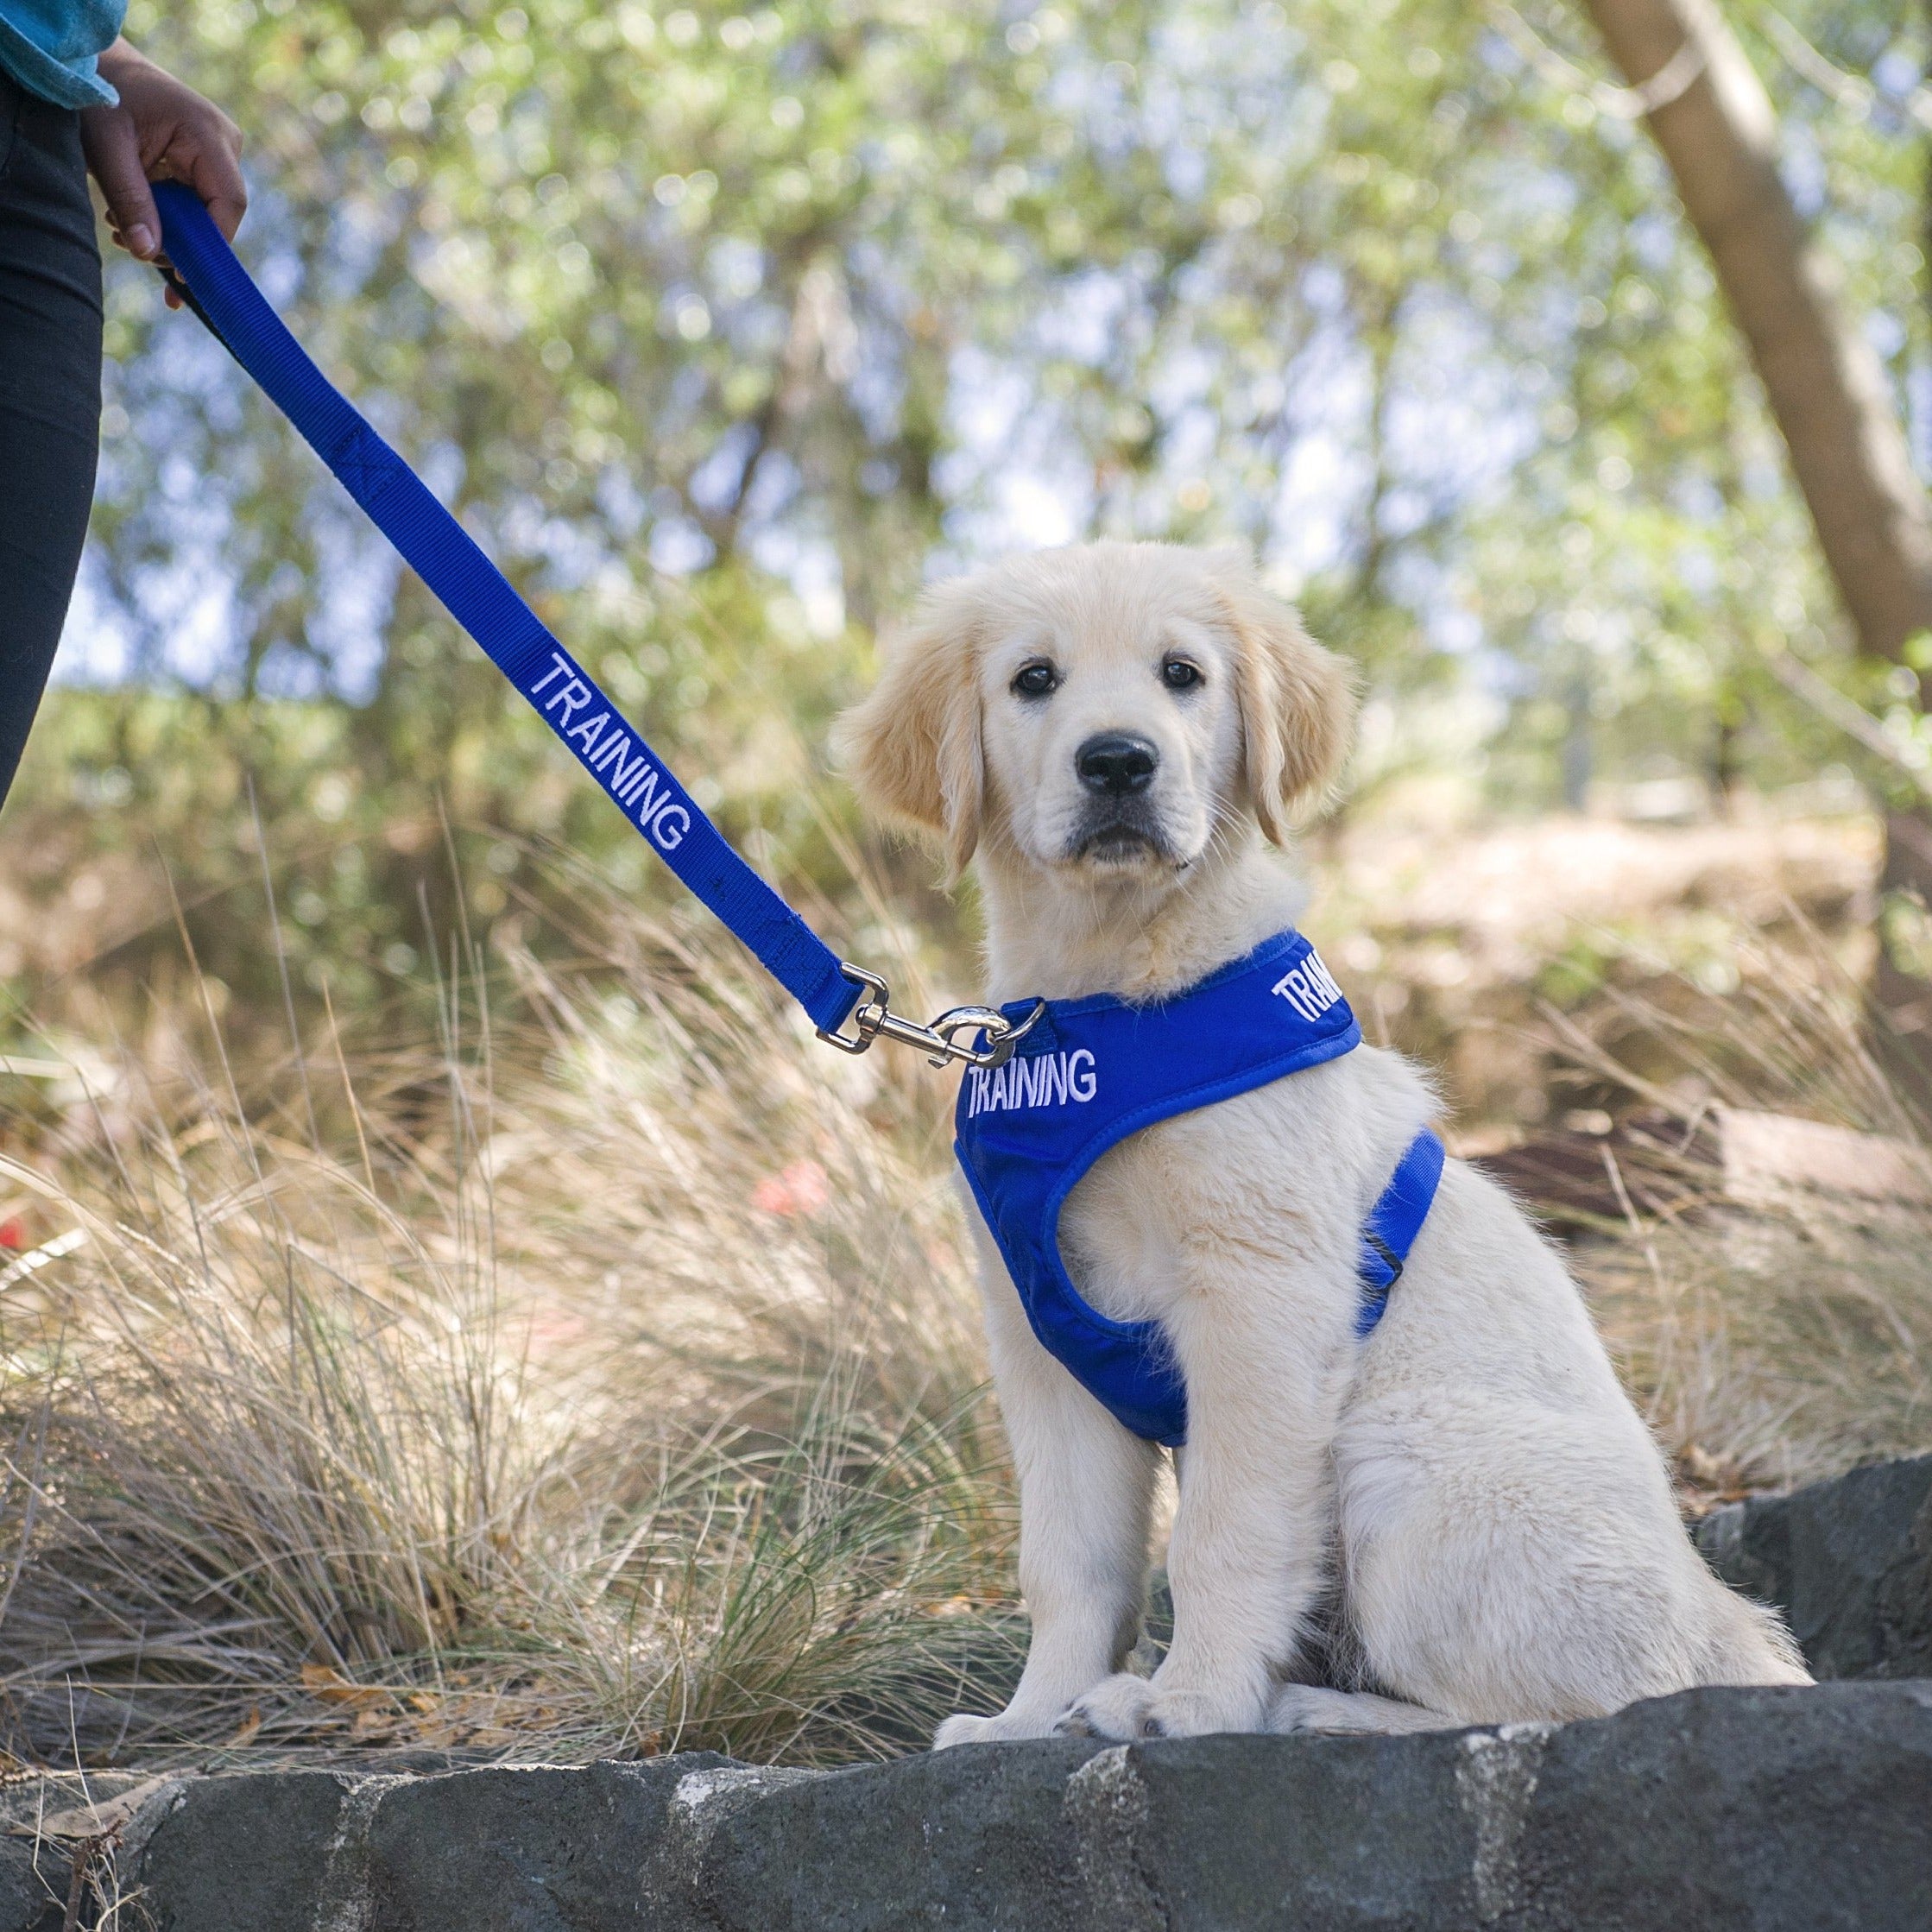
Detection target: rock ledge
<box><xmin>3</xmin><ymin>1681</ymin><xmax>1929</xmax><ymax>1931</ymax></box>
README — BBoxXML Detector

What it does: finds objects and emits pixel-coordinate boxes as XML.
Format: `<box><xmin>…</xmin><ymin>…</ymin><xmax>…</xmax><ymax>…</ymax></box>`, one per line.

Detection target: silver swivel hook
<box><xmin>817</xmin><ymin>963</ymin><xmax>1046</xmax><ymax>1070</ymax></box>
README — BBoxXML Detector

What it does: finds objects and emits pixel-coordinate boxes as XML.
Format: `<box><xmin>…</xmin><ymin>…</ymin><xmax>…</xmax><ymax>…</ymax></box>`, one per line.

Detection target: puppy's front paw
<box><xmin>934</xmin><ymin>1712</ymin><xmax>1001</xmax><ymax>1749</ymax></box>
<box><xmin>933</xmin><ymin>1709</ymin><xmax>1057</xmax><ymax>1748</ymax></box>
<box><xmin>1056</xmin><ymin>1674</ymin><xmax>1263</xmax><ymax>1740</ymax></box>
<box><xmin>1054</xmin><ymin>1673</ymin><xmax>1159</xmax><ymax>1740</ymax></box>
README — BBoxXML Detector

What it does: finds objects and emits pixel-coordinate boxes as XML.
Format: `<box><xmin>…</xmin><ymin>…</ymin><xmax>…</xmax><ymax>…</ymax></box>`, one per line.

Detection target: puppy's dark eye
<box><xmin>1012</xmin><ymin>661</ymin><xmax>1059</xmax><ymax>698</ymax></box>
<box><xmin>1161</xmin><ymin>658</ymin><xmax>1203</xmax><ymax>691</ymax></box>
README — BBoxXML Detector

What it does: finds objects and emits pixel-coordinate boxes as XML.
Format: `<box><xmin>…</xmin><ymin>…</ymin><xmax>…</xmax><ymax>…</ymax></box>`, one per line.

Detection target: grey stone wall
<box><xmin>3</xmin><ymin>1685</ymin><xmax>1929</xmax><ymax>1932</ymax></box>
<box><xmin>2</xmin><ymin>1455</ymin><xmax>1926</xmax><ymax>1932</ymax></box>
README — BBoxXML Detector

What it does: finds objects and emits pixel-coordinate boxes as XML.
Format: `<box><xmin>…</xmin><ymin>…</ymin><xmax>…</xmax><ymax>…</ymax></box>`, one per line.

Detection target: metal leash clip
<box><xmin>818</xmin><ymin>963</ymin><xmax>1046</xmax><ymax>1070</ymax></box>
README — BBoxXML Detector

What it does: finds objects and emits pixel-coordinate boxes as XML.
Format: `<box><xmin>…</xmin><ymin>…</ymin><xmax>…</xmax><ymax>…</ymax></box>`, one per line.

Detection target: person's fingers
<box><xmin>79</xmin><ymin>106</ymin><xmax>162</xmax><ymax>259</ymax></box>
<box><xmin>146</xmin><ymin>108</ymin><xmax>247</xmax><ymax>241</ymax></box>
<box><xmin>188</xmin><ymin>133</ymin><xmax>249</xmax><ymax>241</ymax></box>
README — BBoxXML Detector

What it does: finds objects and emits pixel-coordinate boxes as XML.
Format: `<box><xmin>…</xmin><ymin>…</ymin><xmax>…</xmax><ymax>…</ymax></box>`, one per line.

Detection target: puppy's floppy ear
<box><xmin>1214</xmin><ymin>570</ymin><xmax>1356</xmax><ymax>844</ymax></box>
<box><xmin>835</xmin><ymin>584</ymin><xmax>984</xmax><ymax>879</ymax></box>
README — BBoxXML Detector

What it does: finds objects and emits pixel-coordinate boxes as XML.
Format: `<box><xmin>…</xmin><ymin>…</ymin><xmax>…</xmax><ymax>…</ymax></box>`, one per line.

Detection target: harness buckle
<box><xmin>1361</xmin><ymin>1229</ymin><xmax>1405</xmax><ymax>1286</ymax></box>
<box><xmin>818</xmin><ymin>964</ymin><xmax>1046</xmax><ymax>1070</ymax></box>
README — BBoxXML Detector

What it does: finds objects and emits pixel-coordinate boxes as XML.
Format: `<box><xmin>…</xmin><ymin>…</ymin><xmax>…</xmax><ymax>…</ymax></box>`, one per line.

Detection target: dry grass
<box><xmin>1306</xmin><ymin>799</ymin><xmax>1875</xmax><ymax>1127</ymax></box>
<box><xmin>3</xmin><ymin>825</ymin><xmax>1932</xmax><ymax>1771</ymax></box>
<box><xmin>0</xmin><ymin>874</ymin><xmax>1020</xmax><ymax>1770</ymax></box>
<box><xmin>1557</xmin><ymin>935</ymin><xmax>1932</xmax><ymax>1495</ymax></box>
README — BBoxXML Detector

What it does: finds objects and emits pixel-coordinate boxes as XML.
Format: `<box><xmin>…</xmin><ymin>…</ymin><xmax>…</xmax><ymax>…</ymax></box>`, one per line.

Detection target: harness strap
<box><xmin>150</xmin><ymin>182</ymin><xmax>861</xmax><ymax>1038</ymax></box>
<box><xmin>1354</xmin><ymin>1127</ymin><xmax>1446</xmax><ymax>1339</ymax></box>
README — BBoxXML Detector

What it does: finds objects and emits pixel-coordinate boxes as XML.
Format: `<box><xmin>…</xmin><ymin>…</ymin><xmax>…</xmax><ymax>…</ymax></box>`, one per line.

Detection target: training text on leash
<box><xmin>528</xmin><ymin>651</ymin><xmax>692</xmax><ymax>853</ymax></box>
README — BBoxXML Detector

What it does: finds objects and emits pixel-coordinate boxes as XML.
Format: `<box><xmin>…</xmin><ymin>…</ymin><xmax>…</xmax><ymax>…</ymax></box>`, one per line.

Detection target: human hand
<box><xmin>80</xmin><ymin>39</ymin><xmax>246</xmax><ymax>308</ymax></box>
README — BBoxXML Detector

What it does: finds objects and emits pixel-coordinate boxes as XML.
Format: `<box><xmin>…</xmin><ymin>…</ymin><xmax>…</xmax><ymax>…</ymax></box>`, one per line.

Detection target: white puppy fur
<box><xmin>838</xmin><ymin>541</ymin><xmax>1809</xmax><ymax>1745</ymax></box>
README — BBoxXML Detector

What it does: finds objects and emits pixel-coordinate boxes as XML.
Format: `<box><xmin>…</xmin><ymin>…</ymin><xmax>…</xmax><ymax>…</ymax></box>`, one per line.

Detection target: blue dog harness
<box><xmin>955</xmin><ymin>930</ymin><xmax>1445</xmax><ymax>1446</ymax></box>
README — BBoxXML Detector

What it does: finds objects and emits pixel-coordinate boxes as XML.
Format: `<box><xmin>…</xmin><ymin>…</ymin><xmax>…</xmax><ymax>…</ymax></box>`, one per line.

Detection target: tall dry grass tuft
<box><xmin>1553</xmin><ymin>932</ymin><xmax>1932</xmax><ymax>1494</ymax></box>
<box><xmin>0</xmin><ymin>878</ymin><xmax>1020</xmax><ymax>1769</ymax></box>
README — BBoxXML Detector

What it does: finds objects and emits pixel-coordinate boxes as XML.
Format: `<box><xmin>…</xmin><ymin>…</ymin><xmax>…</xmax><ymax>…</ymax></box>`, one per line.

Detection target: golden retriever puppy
<box><xmin>837</xmin><ymin>540</ymin><xmax>1807</xmax><ymax>1745</ymax></box>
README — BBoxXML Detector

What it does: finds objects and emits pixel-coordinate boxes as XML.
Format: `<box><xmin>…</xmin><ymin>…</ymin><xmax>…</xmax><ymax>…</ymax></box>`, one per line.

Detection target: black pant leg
<box><xmin>0</xmin><ymin>73</ymin><xmax>102</xmax><ymax>811</ymax></box>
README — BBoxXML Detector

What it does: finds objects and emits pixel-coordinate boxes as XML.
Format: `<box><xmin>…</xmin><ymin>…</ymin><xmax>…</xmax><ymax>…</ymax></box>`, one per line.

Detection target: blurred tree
<box><xmin>1581</xmin><ymin>0</ymin><xmax>1932</xmax><ymax>1045</ymax></box>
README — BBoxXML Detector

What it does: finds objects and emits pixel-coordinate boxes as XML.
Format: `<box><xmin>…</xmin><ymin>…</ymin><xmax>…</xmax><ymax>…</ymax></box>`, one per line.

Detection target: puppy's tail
<box><xmin>1694</xmin><ymin>1579</ymin><xmax>1812</xmax><ymax>1688</ymax></box>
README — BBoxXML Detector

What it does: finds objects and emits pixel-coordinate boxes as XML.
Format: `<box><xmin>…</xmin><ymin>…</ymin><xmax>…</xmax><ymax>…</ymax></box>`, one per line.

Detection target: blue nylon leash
<box><xmin>154</xmin><ymin>180</ymin><xmax>1023</xmax><ymax>1060</ymax></box>
<box><xmin>150</xmin><ymin>190</ymin><xmax>1438</xmax><ymax>1437</ymax></box>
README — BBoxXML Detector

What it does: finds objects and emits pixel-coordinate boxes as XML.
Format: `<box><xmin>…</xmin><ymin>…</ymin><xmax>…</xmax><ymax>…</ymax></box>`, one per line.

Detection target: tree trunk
<box><xmin>1578</xmin><ymin>0</ymin><xmax>1932</xmax><ymax>1055</ymax></box>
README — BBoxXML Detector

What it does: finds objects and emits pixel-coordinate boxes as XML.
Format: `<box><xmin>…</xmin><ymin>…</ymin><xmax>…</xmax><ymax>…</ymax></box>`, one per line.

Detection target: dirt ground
<box><xmin>1304</xmin><ymin>796</ymin><xmax>1878</xmax><ymax>1137</ymax></box>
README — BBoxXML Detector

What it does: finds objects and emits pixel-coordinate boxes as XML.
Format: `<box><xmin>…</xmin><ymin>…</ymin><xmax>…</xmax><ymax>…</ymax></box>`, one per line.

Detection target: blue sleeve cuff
<box><xmin>0</xmin><ymin>20</ymin><xmax>117</xmax><ymax>109</ymax></box>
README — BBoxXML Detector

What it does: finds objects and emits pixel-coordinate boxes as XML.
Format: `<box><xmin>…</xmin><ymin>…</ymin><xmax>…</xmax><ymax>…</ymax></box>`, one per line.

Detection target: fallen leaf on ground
<box><xmin>300</xmin><ymin>1664</ymin><xmax>388</xmax><ymax>1711</ymax></box>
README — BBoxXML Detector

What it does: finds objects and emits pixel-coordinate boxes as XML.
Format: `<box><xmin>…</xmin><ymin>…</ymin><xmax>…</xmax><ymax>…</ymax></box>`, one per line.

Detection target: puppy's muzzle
<box><xmin>1070</xmin><ymin>733</ymin><xmax>1171</xmax><ymax>862</ymax></box>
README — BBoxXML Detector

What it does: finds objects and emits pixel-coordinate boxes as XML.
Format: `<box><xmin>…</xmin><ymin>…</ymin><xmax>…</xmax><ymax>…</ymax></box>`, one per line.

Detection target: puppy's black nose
<box><xmin>1076</xmin><ymin>733</ymin><xmax>1159</xmax><ymax>797</ymax></box>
